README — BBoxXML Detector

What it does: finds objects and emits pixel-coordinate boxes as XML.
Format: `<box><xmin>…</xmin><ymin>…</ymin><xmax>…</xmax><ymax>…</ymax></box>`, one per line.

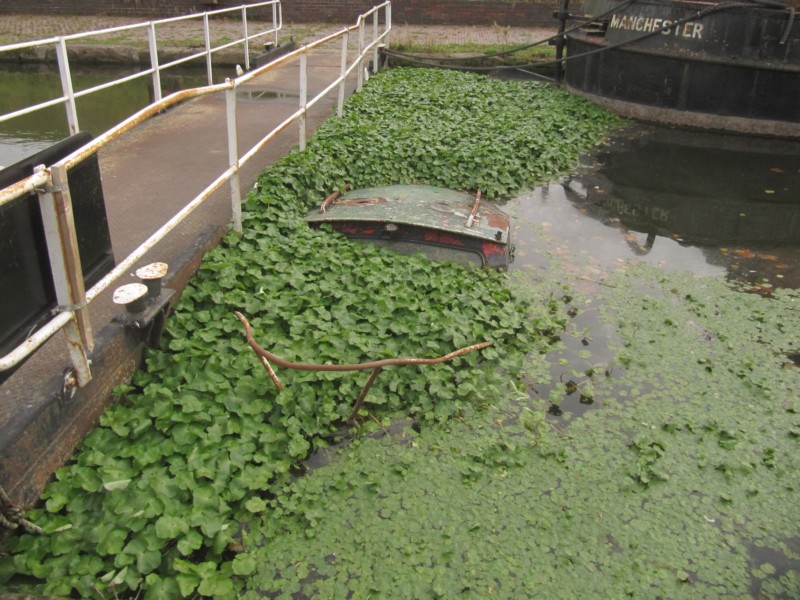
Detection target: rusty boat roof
<box><xmin>306</xmin><ymin>184</ymin><xmax>511</xmax><ymax>245</ymax></box>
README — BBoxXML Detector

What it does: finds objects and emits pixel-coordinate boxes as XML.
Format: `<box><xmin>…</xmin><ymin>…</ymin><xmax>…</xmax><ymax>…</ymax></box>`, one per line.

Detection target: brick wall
<box><xmin>0</xmin><ymin>0</ymin><xmax>561</xmax><ymax>26</ymax></box>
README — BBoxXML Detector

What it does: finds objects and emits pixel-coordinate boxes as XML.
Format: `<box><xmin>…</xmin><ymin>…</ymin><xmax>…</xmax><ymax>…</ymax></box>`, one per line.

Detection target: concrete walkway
<box><xmin>0</xmin><ymin>16</ymin><xmax>554</xmax><ymax>508</ymax></box>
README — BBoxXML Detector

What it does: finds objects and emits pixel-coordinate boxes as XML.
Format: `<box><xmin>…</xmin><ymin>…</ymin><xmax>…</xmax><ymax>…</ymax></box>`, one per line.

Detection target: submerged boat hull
<box><xmin>306</xmin><ymin>185</ymin><xmax>513</xmax><ymax>270</ymax></box>
<box><xmin>564</xmin><ymin>0</ymin><xmax>800</xmax><ymax>137</ymax></box>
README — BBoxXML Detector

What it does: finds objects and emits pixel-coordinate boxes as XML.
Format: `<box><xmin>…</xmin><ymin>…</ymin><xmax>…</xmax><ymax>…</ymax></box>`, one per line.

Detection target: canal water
<box><xmin>507</xmin><ymin>125</ymin><xmax>800</xmax><ymax>291</ymax></box>
<box><xmin>3</xmin><ymin>64</ymin><xmax>797</xmax><ymax>411</ymax></box>
<box><xmin>500</xmin><ymin>125</ymin><xmax>800</xmax><ymax>594</ymax></box>
<box><xmin>281</xmin><ymin>125</ymin><xmax>800</xmax><ymax>598</ymax></box>
<box><xmin>3</xmin><ymin>64</ymin><xmax>798</xmax><ymax>596</ymax></box>
<box><xmin>0</xmin><ymin>63</ymin><xmax>209</xmax><ymax>168</ymax></box>
<box><xmin>504</xmin><ymin>124</ymin><xmax>800</xmax><ymax>418</ymax></box>
<box><xmin>4</xmin><ymin>62</ymin><xmax>796</xmax><ymax>417</ymax></box>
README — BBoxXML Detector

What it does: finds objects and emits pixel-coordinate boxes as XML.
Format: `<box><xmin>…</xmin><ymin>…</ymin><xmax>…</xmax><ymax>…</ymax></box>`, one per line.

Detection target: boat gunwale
<box><xmin>567</xmin><ymin>30</ymin><xmax>800</xmax><ymax>72</ymax></box>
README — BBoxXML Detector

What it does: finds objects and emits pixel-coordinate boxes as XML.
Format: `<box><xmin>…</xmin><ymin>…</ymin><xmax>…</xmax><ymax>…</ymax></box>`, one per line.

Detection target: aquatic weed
<box><xmin>0</xmin><ymin>69</ymin><xmax>616</xmax><ymax>598</ymax></box>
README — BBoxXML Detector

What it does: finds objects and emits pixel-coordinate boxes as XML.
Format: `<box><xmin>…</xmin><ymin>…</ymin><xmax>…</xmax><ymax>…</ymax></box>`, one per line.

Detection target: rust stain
<box><xmin>335</xmin><ymin>196</ymin><xmax>388</xmax><ymax>206</ymax></box>
<box><xmin>486</xmin><ymin>212</ymin><xmax>509</xmax><ymax>229</ymax></box>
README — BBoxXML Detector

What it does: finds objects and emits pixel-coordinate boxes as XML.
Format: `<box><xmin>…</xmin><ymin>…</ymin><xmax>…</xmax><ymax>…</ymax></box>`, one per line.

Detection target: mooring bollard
<box><xmin>135</xmin><ymin>262</ymin><xmax>169</xmax><ymax>299</ymax></box>
<box><xmin>112</xmin><ymin>283</ymin><xmax>149</xmax><ymax>314</ymax></box>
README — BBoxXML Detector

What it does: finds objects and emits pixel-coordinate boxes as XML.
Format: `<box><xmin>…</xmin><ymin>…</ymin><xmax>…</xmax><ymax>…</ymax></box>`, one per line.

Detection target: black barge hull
<box><xmin>564</xmin><ymin>0</ymin><xmax>800</xmax><ymax>137</ymax></box>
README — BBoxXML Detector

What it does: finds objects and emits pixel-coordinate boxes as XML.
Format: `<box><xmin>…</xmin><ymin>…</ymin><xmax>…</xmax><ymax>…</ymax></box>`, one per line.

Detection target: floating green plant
<box><xmin>237</xmin><ymin>267</ymin><xmax>800</xmax><ymax>599</ymax></box>
<box><xmin>0</xmin><ymin>69</ymin><xmax>617</xmax><ymax>598</ymax></box>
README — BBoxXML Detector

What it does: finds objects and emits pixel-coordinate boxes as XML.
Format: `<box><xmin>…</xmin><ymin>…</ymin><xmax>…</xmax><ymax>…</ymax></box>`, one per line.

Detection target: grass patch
<box><xmin>392</xmin><ymin>41</ymin><xmax>556</xmax><ymax>65</ymax></box>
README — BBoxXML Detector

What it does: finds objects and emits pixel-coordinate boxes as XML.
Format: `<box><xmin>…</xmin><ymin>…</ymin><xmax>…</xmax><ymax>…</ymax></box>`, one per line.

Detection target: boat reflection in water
<box><xmin>576</xmin><ymin>129</ymin><xmax>800</xmax><ymax>244</ymax></box>
<box><xmin>508</xmin><ymin>127</ymin><xmax>800</xmax><ymax>290</ymax></box>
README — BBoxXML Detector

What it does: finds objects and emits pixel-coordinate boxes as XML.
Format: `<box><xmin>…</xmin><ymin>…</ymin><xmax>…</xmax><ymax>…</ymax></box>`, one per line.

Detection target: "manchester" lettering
<box><xmin>609</xmin><ymin>14</ymin><xmax>704</xmax><ymax>39</ymax></box>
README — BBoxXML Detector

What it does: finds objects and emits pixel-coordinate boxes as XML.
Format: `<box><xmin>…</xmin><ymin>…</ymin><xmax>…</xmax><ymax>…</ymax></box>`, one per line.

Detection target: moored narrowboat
<box><xmin>562</xmin><ymin>0</ymin><xmax>800</xmax><ymax>137</ymax></box>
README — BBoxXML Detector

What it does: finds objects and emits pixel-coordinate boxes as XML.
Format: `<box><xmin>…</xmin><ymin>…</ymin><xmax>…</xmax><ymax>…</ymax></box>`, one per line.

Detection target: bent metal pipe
<box><xmin>234</xmin><ymin>311</ymin><xmax>491</xmax><ymax>423</ymax></box>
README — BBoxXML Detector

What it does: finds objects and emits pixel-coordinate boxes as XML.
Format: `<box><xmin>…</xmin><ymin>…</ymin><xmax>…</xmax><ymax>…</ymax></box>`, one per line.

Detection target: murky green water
<box><xmin>505</xmin><ymin>125</ymin><xmax>800</xmax><ymax>419</ymax></box>
<box><xmin>266</xmin><ymin>126</ymin><xmax>800</xmax><ymax>599</ymax></box>
<box><xmin>507</xmin><ymin>126</ymin><xmax>800</xmax><ymax>290</ymax></box>
<box><xmin>0</xmin><ymin>64</ymin><xmax>209</xmax><ymax>167</ymax></box>
<box><xmin>3</xmin><ymin>64</ymin><xmax>798</xmax><ymax>597</ymax></box>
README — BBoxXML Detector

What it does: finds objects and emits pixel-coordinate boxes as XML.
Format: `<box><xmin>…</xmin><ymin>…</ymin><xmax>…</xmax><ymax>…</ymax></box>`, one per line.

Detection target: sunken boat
<box><xmin>306</xmin><ymin>184</ymin><xmax>513</xmax><ymax>269</ymax></box>
<box><xmin>560</xmin><ymin>0</ymin><xmax>800</xmax><ymax>137</ymax></box>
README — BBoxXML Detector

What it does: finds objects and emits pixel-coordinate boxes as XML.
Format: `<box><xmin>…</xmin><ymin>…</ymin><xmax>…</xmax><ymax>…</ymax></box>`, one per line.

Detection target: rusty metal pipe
<box><xmin>0</xmin><ymin>312</ymin><xmax>72</xmax><ymax>373</ymax></box>
<box><xmin>235</xmin><ymin>311</ymin><xmax>491</xmax><ymax>372</ymax></box>
<box><xmin>85</xmin><ymin>164</ymin><xmax>236</xmax><ymax>303</ymax></box>
<box><xmin>319</xmin><ymin>184</ymin><xmax>351</xmax><ymax>213</ymax></box>
<box><xmin>236</xmin><ymin>310</ymin><xmax>490</xmax><ymax>422</ymax></box>
<box><xmin>348</xmin><ymin>366</ymin><xmax>383</xmax><ymax>422</ymax></box>
<box><xmin>0</xmin><ymin>170</ymin><xmax>48</xmax><ymax>209</ymax></box>
<box><xmin>319</xmin><ymin>191</ymin><xmax>341</xmax><ymax>213</ymax></box>
<box><xmin>466</xmin><ymin>189</ymin><xmax>481</xmax><ymax>228</ymax></box>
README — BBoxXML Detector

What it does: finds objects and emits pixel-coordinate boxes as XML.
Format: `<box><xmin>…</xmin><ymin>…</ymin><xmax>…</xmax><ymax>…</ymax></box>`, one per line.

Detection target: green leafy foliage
<box><xmin>235</xmin><ymin>267</ymin><xmax>800</xmax><ymax>599</ymax></box>
<box><xmin>1</xmin><ymin>68</ymin><xmax>614</xmax><ymax>597</ymax></box>
<box><xmin>291</xmin><ymin>67</ymin><xmax>617</xmax><ymax>201</ymax></box>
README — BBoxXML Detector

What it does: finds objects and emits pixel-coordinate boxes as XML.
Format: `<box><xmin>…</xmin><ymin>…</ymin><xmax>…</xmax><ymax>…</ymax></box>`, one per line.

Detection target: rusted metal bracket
<box><xmin>466</xmin><ymin>189</ymin><xmax>482</xmax><ymax>228</ymax></box>
<box><xmin>319</xmin><ymin>183</ymin><xmax>351</xmax><ymax>213</ymax></box>
<box><xmin>35</xmin><ymin>182</ymin><xmax>69</xmax><ymax>195</ymax></box>
<box><xmin>60</xmin><ymin>367</ymin><xmax>79</xmax><ymax>402</ymax></box>
<box><xmin>51</xmin><ymin>299</ymin><xmax>91</xmax><ymax>314</ymax></box>
<box><xmin>235</xmin><ymin>311</ymin><xmax>491</xmax><ymax>424</ymax></box>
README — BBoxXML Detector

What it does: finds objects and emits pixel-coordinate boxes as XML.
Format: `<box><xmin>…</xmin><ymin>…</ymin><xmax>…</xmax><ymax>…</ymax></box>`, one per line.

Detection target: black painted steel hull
<box><xmin>564</xmin><ymin>0</ymin><xmax>800</xmax><ymax>137</ymax></box>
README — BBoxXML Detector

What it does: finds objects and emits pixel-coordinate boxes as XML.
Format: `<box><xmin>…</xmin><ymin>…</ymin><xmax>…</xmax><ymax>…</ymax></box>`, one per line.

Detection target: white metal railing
<box><xmin>0</xmin><ymin>1</ymin><xmax>392</xmax><ymax>386</ymax></box>
<box><xmin>0</xmin><ymin>1</ymin><xmax>283</xmax><ymax>136</ymax></box>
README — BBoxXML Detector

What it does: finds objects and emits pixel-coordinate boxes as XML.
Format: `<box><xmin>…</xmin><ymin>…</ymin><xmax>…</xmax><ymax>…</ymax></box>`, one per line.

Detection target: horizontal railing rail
<box><xmin>0</xmin><ymin>1</ymin><xmax>392</xmax><ymax>386</ymax></box>
<box><xmin>0</xmin><ymin>1</ymin><xmax>283</xmax><ymax>136</ymax></box>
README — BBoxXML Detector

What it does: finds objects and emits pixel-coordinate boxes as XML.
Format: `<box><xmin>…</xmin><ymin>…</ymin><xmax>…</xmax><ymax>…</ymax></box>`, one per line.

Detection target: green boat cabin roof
<box><xmin>306</xmin><ymin>185</ymin><xmax>510</xmax><ymax>244</ymax></box>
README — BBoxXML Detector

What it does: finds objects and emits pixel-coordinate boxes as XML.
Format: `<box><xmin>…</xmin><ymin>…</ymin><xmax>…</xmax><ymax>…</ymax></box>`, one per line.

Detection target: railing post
<box><xmin>372</xmin><ymin>11</ymin><xmax>379</xmax><ymax>74</ymax></box>
<box><xmin>337</xmin><ymin>32</ymin><xmax>349</xmax><ymax>118</ymax></box>
<box><xmin>242</xmin><ymin>6</ymin><xmax>251</xmax><ymax>71</ymax></box>
<box><xmin>299</xmin><ymin>51</ymin><xmax>308</xmax><ymax>151</ymax></box>
<box><xmin>203</xmin><ymin>13</ymin><xmax>214</xmax><ymax>85</ymax></box>
<box><xmin>357</xmin><ymin>20</ymin><xmax>365</xmax><ymax>92</ymax></box>
<box><xmin>225</xmin><ymin>84</ymin><xmax>242</xmax><ymax>232</ymax></box>
<box><xmin>273</xmin><ymin>2</ymin><xmax>280</xmax><ymax>48</ymax></box>
<box><xmin>55</xmin><ymin>38</ymin><xmax>80</xmax><ymax>135</ymax></box>
<box><xmin>148</xmin><ymin>23</ymin><xmax>162</xmax><ymax>103</ymax></box>
<box><xmin>36</xmin><ymin>165</ymin><xmax>93</xmax><ymax>386</ymax></box>
<box><xmin>382</xmin><ymin>3</ymin><xmax>392</xmax><ymax>59</ymax></box>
